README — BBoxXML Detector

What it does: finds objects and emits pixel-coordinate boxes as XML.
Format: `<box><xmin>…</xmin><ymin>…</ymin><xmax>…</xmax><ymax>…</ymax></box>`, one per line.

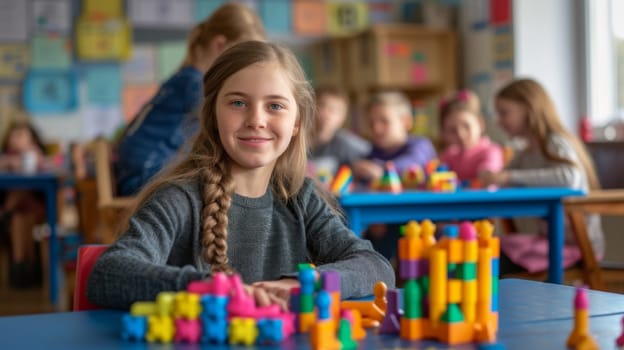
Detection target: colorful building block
<box><xmin>174</xmin><ymin>318</ymin><xmax>201</xmax><ymax>343</ymax></box>
<box><xmin>329</xmin><ymin>165</ymin><xmax>353</xmax><ymax>195</ymax></box>
<box><xmin>229</xmin><ymin>317</ymin><xmax>258</xmax><ymax>346</ymax></box>
<box><xmin>145</xmin><ymin>315</ymin><xmax>175</xmax><ymax>343</ymax></box>
<box><xmin>174</xmin><ymin>292</ymin><xmax>201</xmax><ymax>320</ymax></box>
<box><xmin>257</xmin><ymin>318</ymin><xmax>285</xmax><ymax>344</ymax></box>
<box><xmin>200</xmin><ymin>317</ymin><xmax>228</xmax><ymax>344</ymax></box>
<box><xmin>566</xmin><ymin>287</ymin><xmax>598</xmax><ymax>350</ymax></box>
<box><xmin>379</xmin><ymin>289</ymin><xmax>402</xmax><ymax>334</ymax></box>
<box><xmin>121</xmin><ymin>314</ymin><xmax>147</xmax><ymax>341</ymax></box>
<box><xmin>337</xmin><ymin>318</ymin><xmax>358</xmax><ymax>350</ymax></box>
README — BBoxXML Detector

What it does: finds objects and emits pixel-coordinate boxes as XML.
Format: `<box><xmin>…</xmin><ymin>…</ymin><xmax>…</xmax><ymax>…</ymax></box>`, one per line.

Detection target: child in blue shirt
<box><xmin>115</xmin><ymin>3</ymin><xmax>266</xmax><ymax>196</ymax></box>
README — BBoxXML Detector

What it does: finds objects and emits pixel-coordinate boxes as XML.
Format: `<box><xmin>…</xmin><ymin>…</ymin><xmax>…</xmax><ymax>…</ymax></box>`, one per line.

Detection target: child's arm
<box><xmin>391</xmin><ymin>137</ymin><xmax>437</xmax><ymax>173</ymax></box>
<box><xmin>302</xmin><ymin>181</ymin><xmax>396</xmax><ymax>298</ymax></box>
<box><xmin>476</xmin><ymin>144</ymin><xmax>505</xmax><ymax>173</ymax></box>
<box><xmin>86</xmin><ymin>183</ymin><xmax>207</xmax><ymax>309</ymax></box>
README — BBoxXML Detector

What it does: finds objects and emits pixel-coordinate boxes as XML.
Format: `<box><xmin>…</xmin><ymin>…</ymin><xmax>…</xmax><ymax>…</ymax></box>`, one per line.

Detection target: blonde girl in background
<box><xmin>480</xmin><ymin>78</ymin><xmax>603</xmax><ymax>274</ymax></box>
<box><xmin>115</xmin><ymin>3</ymin><xmax>267</xmax><ymax>196</ymax></box>
<box><xmin>87</xmin><ymin>41</ymin><xmax>395</xmax><ymax>310</ymax></box>
<box><xmin>439</xmin><ymin>89</ymin><xmax>504</xmax><ymax>184</ymax></box>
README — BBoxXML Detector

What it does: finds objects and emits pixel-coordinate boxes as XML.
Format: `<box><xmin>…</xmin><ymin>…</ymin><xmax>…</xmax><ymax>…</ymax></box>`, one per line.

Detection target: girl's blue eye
<box><xmin>269</xmin><ymin>103</ymin><xmax>283</xmax><ymax>111</ymax></box>
<box><xmin>232</xmin><ymin>100</ymin><xmax>245</xmax><ymax>107</ymax></box>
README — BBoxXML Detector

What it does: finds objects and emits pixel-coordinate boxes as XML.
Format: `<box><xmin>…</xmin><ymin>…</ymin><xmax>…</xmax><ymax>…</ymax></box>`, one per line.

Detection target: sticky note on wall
<box><xmin>260</xmin><ymin>0</ymin><xmax>291</xmax><ymax>34</ymax></box>
<box><xmin>86</xmin><ymin>65</ymin><xmax>122</xmax><ymax>106</ymax></box>
<box><xmin>0</xmin><ymin>44</ymin><xmax>29</xmax><ymax>81</ymax></box>
<box><xmin>23</xmin><ymin>69</ymin><xmax>78</xmax><ymax>114</ymax></box>
<box><xmin>293</xmin><ymin>0</ymin><xmax>326</xmax><ymax>35</ymax></box>
<box><xmin>30</xmin><ymin>35</ymin><xmax>72</xmax><ymax>70</ymax></box>
<box><xmin>327</xmin><ymin>1</ymin><xmax>368</xmax><ymax>36</ymax></box>
<box><xmin>157</xmin><ymin>41</ymin><xmax>186</xmax><ymax>82</ymax></box>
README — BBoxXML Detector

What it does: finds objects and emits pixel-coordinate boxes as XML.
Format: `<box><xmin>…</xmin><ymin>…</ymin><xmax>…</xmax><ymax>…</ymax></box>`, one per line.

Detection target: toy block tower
<box><xmin>329</xmin><ymin>165</ymin><xmax>353</xmax><ymax>195</ymax></box>
<box><xmin>396</xmin><ymin>220</ymin><xmax>500</xmax><ymax>345</ymax></box>
<box><xmin>372</xmin><ymin>161</ymin><xmax>402</xmax><ymax>193</ymax></box>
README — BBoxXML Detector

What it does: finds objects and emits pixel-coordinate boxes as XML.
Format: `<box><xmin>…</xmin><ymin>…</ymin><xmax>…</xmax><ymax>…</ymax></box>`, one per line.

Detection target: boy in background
<box><xmin>309</xmin><ymin>87</ymin><xmax>370</xmax><ymax>179</ymax></box>
<box><xmin>353</xmin><ymin>91</ymin><xmax>437</xmax><ymax>261</ymax></box>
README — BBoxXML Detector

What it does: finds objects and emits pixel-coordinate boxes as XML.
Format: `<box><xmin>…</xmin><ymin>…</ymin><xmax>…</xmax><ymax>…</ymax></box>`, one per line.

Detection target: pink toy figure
<box><xmin>616</xmin><ymin>315</ymin><xmax>624</xmax><ymax>348</ymax></box>
<box><xmin>187</xmin><ymin>272</ymin><xmax>230</xmax><ymax>295</ymax></box>
<box><xmin>174</xmin><ymin>319</ymin><xmax>202</xmax><ymax>343</ymax></box>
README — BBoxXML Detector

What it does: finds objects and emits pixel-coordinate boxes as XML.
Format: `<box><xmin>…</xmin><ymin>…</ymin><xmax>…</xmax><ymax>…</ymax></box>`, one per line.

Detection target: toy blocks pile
<box><xmin>384</xmin><ymin>219</ymin><xmax>499</xmax><ymax>345</ymax></box>
<box><xmin>402</xmin><ymin>159</ymin><xmax>458</xmax><ymax>192</ymax></box>
<box><xmin>292</xmin><ymin>264</ymin><xmax>366</xmax><ymax>350</ymax></box>
<box><xmin>120</xmin><ymin>272</ymin><xmax>295</xmax><ymax>345</ymax></box>
<box><xmin>329</xmin><ymin>165</ymin><xmax>353</xmax><ymax>195</ymax></box>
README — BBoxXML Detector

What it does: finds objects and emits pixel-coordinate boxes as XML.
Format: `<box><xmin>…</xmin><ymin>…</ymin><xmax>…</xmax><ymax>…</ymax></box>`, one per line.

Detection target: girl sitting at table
<box><xmin>439</xmin><ymin>89</ymin><xmax>504</xmax><ymax>185</ymax></box>
<box><xmin>0</xmin><ymin>120</ymin><xmax>48</xmax><ymax>288</ymax></box>
<box><xmin>479</xmin><ymin>78</ymin><xmax>603</xmax><ymax>275</ymax></box>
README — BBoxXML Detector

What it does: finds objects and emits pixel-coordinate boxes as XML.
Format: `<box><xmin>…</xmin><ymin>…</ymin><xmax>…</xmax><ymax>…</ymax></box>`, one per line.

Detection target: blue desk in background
<box><xmin>1</xmin><ymin>279</ymin><xmax>623</xmax><ymax>349</ymax></box>
<box><xmin>339</xmin><ymin>188</ymin><xmax>584</xmax><ymax>285</ymax></box>
<box><xmin>0</xmin><ymin>173</ymin><xmax>60</xmax><ymax>305</ymax></box>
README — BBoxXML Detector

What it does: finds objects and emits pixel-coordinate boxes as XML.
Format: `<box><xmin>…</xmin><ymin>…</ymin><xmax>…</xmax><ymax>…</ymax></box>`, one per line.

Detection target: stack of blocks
<box><xmin>329</xmin><ymin>165</ymin><xmax>354</xmax><ymax>195</ymax></box>
<box><xmin>292</xmin><ymin>264</ymin><xmax>365</xmax><ymax>350</ymax></box>
<box><xmin>120</xmin><ymin>272</ymin><xmax>295</xmax><ymax>345</ymax></box>
<box><xmin>371</xmin><ymin>161</ymin><xmax>403</xmax><ymax>193</ymax></box>
<box><xmin>388</xmin><ymin>219</ymin><xmax>499</xmax><ymax>345</ymax></box>
<box><xmin>401</xmin><ymin>159</ymin><xmax>458</xmax><ymax>192</ymax></box>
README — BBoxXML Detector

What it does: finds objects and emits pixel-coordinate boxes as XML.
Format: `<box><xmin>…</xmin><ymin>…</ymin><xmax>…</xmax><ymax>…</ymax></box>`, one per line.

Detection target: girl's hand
<box><xmin>250</xmin><ymin>278</ymin><xmax>300</xmax><ymax>310</ymax></box>
<box><xmin>479</xmin><ymin>170</ymin><xmax>510</xmax><ymax>187</ymax></box>
<box><xmin>352</xmin><ymin>160</ymin><xmax>384</xmax><ymax>181</ymax></box>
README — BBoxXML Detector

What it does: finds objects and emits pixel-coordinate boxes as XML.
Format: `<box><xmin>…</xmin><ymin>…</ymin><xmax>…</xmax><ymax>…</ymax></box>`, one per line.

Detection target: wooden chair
<box><xmin>73</xmin><ymin>244</ymin><xmax>107</xmax><ymax>311</ymax></box>
<box><xmin>94</xmin><ymin>138</ymin><xmax>133</xmax><ymax>244</ymax></box>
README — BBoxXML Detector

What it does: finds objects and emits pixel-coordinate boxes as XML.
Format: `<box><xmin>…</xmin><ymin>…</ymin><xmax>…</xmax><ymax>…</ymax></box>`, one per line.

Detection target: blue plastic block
<box><xmin>200</xmin><ymin>316</ymin><xmax>228</xmax><ymax>344</ymax></box>
<box><xmin>299</xmin><ymin>268</ymin><xmax>316</xmax><ymax>295</ymax></box>
<box><xmin>492</xmin><ymin>258</ymin><xmax>500</xmax><ymax>277</ymax></box>
<box><xmin>200</xmin><ymin>295</ymin><xmax>228</xmax><ymax>321</ymax></box>
<box><xmin>256</xmin><ymin>318</ymin><xmax>284</xmax><ymax>344</ymax></box>
<box><xmin>316</xmin><ymin>290</ymin><xmax>331</xmax><ymax>321</ymax></box>
<box><xmin>121</xmin><ymin>314</ymin><xmax>147</xmax><ymax>341</ymax></box>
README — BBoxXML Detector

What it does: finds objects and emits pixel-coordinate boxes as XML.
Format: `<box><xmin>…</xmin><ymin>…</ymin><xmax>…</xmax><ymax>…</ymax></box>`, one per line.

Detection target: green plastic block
<box><xmin>440</xmin><ymin>303</ymin><xmax>464</xmax><ymax>323</ymax></box>
<box><xmin>457</xmin><ymin>262</ymin><xmax>477</xmax><ymax>280</ymax></box>
<box><xmin>337</xmin><ymin>319</ymin><xmax>357</xmax><ymax>350</ymax></box>
<box><xmin>297</xmin><ymin>263</ymin><xmax>314</xmax><ymax>272</ymax></box>
<box><xmin>403</xmin><ymin>279</ymin><xmax>422</xmax><ymax>319</ymax></box>
<box><xmin>300</xmin><ymin>294</ymin><xmax>315</xmax><ymax>313</ymax></box>
<box><xmin>492</xmin><ymin>277</ymin><xmax>499</xmax><ymax>295</ymax></box>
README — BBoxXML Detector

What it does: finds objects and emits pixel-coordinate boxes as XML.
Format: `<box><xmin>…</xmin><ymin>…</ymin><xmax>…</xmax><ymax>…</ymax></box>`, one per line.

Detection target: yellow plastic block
<box><xmin>156</xmin><ymin>292</ymin><xmax>175</xmax><ymax>316</ymax></box>
<box><xmin>463</xmin><ymin>240</ymin><xmax>478</xmax><ymax>262</ymax></box>
<box><xmin>229</xmin><ymin>318</ymin><xmax>258</xmax><ymax>346</ymax></box>
<box><xmin>130</xmin><ymin>301</ymin><xmax>156</xmax><ymax>316</ymax></box>
<box><xmin>461</xmin><ymin>280</ymin><xmax>477</xmax><ymax>323</ymax></box>
<box><xmin>146</xmin><ymin>315</ymin><xmax>175</xmax><ymax>343</ymax></box>
<box><xmin>173</xmin><ymin>292</ymin><xmax>201</xmax><ymax>320</ymax></box>
<box><xmin>447</xmin><ymin>238</ymin><xmax>463</xmax><ymax>263</ymax></box>
<box><xmin>448</xmin><ymin>279</ymin><xmax>462</xmax><ymax>304</ymax></box>
<box><xmin>299</xmin><ymin>312</ymin><xmax>316</xmax><ymax>333</ymax></box>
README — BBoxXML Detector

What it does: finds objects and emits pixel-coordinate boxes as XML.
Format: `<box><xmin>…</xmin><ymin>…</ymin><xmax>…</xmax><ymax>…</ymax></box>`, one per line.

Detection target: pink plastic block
<box><xmin>174</xmin><ymin>318</ymin><xmax>201</xmax><ymax>343</ymax></box>
<box><xmin>341</xmin><ymin>309</ymin><xmax>355</xmax><ymax>326</ymax></box>
<box><xmin>321</xmin><ymin>270</ymin><xmax>341</xmax><ymax>292</ymax></box>
<box><xmin>187</xmin><ymin>280</ymin><xmax>213</xmax><ymax>295</ymax></box>
<box><xmin>187</xmin><ymin>272</ymin><xmax>231</xmax><ymax>296</ymax></box>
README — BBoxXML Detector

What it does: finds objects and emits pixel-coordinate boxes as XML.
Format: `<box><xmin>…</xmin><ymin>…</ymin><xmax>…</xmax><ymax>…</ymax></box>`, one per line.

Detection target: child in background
<box><xmin>439</xmin><ymin>89</ymin><xmax>504</xmax><ymax>183</ymax></box>
<box><xmin>87</xmin><ymin>41</ymin><xmax>395</xmax><ymax>310</ymax></box>
<box><xmin>353</xmin><ymin>91</ymin><xmax>436</xmax><ymax>183</ymax></box>
<box><xmin>479</xmin><ymin>78</ymin><xmax>604</xmax><ymax>274</ymax></box>
<box><xmin>309</xmin><ymin>86</ymin><xmax>370</xmax><ymax>180</ymax></box>
<box><xmin>353</xmin><ymin>91</ymin><xmax>436</xmax><ymax>261</ymax></box>
<box><xmin>0</xmin><ymin>120</ymin><xmax>47</xmax><ymax>288</ymax></box>
<box><xmin>115</xmin><ymin>3</ymin><xmax>266</xmax><ymax>196</ymax></box>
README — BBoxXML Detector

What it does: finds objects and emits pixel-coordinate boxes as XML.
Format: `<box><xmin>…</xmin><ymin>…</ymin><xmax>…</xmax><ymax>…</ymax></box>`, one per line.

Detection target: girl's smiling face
<box><xmin>216</xmin><ymin>62</ymin><xmax>299</xmax><ymax>176</ymax></box>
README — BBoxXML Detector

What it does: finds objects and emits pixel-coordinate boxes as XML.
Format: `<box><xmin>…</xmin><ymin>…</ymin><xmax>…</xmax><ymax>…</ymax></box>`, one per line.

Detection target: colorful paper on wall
<box><xmin>129</xmin><ymin>0</ymin><xmax>194</xmax><ymax>28</ymax></box>
<box><xmin>82</xmin><ymin>0</ymin><xmax>123</xmax><ymax>17</ymax></box>
<box><xmin>75</xmin><ymin>16</ymin><xmax>132</xmax><ymax>61</ymax></box>
<box><xmin>490</xmin><ymin>0</ymin><xmax>511</xmax><ymax>25</ymax></box>
<box><xmin>327</xmin><ymin>1</ymin><xmax>368</xmax><ymax>36</ymax></box>
<box><xmin>467</xmin><ymin>0</ymin><xmax>489</xmax><ymax>30</ymax></box>
<box><xmin>122</xmin><ymin>84</ymin><xmax>158</xmax><ymax>122</ymax></box>
<box><xmin>0</xmin><ymin>0</ymin><xmax>28</xmax><ymax>41</ymax></box>
<box><xmin>411</xmin><ymin>64</ymin><xmax>428</xmax><ymax>84</ymax></box>
<box><xmin>157</xmin><ymin>42</ymin><xmax>186</xmax><ymax>82</ymax></box>
<box><xmin>0</xmin><ymin>44</ymin><xmax>29</xmax><ymax>81</ymax></box>
<box><xmin>86</xmin><ymin>65</ymin><xmax>122</xmax><ymax>106</ymax></box>
<box><xmin>292</xmin><ymin>0</ymin><xmax>326</xmax><ymax>35</ymax></box>
<box><xmin>194</xmin><ymin>0</ymin><xmax>226</xmax><ymax>22</ymax></box>
<box><xmin>30</xmin><ymin>35</ymin><xmax>72</xmax><ymax>70</ymax></box>
<box><xmin>122</xmin><ymin>45</ymin><xmax>157</xmax><ymax>84</ymax></box>
<box><xmin>492</xmin><ymin>25</ymin><xmax>513</xmax><ymax>70</ymax></box>
<box><xmin>83</xmin><ymin>105</ymin><xmax>124</xmax><ymax>139</ymax></box>
<box><xmin>0</xmin><ymin>84</ymin><xmax>22</xmax><ymax>121</ymax></box>
<box><xmin>260</xmin><ymin>0</ymin><xmax>291</xmax><ymax>34</ymax></box>
<box><xmin>32</xmin><ymin>0</ymin><xmax>72</xmax><ymax>34</ymax></box>
<box><xmin>23</xmin><ymin>69</ymin><xmax>78</xmax><ymax>114</ymax></box>
<box><xmin>368</xmin><ymin>1</ymin><xmax>396</xmax><ymax>24</ymax></box>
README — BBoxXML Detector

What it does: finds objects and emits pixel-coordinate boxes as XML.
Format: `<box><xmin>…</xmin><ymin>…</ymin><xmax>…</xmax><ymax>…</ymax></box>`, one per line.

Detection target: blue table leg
<box><xmin>44</xmin><ymin>182</ymin><xmax>58</xmax><ymax>304</ymax></box>
<box><xmin>548</xmin><ymin>201</ymin><xmax>564</xmax><ymax>284</ymax></box>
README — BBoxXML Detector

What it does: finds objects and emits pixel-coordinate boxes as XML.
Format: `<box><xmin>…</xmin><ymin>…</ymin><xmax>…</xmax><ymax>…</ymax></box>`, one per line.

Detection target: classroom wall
<box><xmin>513</xmin><ymin>0</ymin><xmax>584</xmax><ymax>133</ymax></box>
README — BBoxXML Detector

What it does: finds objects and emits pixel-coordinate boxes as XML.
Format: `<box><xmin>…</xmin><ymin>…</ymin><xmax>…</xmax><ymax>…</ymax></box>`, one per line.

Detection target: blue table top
<box><xmin>1</xmin><ymin>279</ymin><xmax>623</xmax><ymax>349</ymax></box>
<box><xmin>339</xmin><ymin>187</ymin><xmax>585</xmax><ymax>206</ymax></box>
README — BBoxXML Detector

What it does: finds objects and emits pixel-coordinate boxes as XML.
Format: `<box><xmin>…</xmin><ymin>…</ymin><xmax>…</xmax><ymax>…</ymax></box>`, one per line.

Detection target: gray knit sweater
<box><xmin>87</xmin><ymin>178</ymin><xmax>395</xmax><ymax>309</ymax></box>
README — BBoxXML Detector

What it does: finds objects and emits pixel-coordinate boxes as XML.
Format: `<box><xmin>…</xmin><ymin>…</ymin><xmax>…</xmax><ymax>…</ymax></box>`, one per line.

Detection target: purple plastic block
<box><xmin>321</xmin><ymin>270</ymin><xmax>341</xmax><ymax>292</ymax></box>
<box><xmin>379</xmin><ymin>289</ymin><xmax>402</xmax><ymax>334</ymax></box>
<box><xmin>399</xmin><ymin>259</ymin><xmax>429</xmax><ymax>279</ymax></box>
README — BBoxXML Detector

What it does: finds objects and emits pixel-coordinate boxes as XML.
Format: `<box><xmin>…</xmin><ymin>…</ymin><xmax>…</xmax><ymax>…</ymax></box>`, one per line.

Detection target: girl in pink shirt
<box><xmin>439</xmin><ymin>90</ymin><xmax>504</xmax><ymax>183</ymax></box>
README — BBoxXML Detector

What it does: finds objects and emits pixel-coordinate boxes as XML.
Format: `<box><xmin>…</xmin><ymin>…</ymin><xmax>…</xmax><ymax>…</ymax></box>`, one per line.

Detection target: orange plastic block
<box><xmin>437</xmin><ymin>321</ymin><xmax>474</xmax><ymax>344</ymax></box>
<box><xmin>398</xmin><ymin>237</ymin><xmax>422</xmax><ymax>260</ymax></box>
<box><xmin>348</xmin><ymin>309</ymin><xmax>366</xmax><ymax>340</ymax></box>
<box><xmin>399</xmin><ymin>318</ymin><xmax>426</xmax><ymax>340</ymax></box>
<box><xmin>299</xmin><ymin>312</ymin><xmax>316</xmax><ymax>333</ymax></box>
<box><xmin>310</xmin><ymin>319</ymin><xmax>340</xmax><ymax>350</ymax></box>
<box><xmin>447</xmin><ymin>238</ymin><xmax>463</xmax><ymax>263</ymax></box>
<box><xmin>331</xmin><ymin>292</ymin><xmax>341</xmax><ymax>322</ymax></box>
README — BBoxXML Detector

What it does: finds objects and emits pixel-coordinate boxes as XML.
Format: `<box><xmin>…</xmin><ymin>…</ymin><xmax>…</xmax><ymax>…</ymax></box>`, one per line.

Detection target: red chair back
<box><xmin>73</xmin><ymin>245</ymin><xmax>108</xmax><ymax>311</ymax></box>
